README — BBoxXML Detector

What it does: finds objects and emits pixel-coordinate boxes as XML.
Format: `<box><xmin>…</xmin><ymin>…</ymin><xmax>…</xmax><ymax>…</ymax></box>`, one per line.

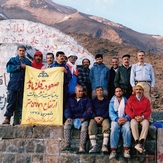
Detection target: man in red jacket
<box><xmin>31</xmin><ymin>51</ymin><xmax>44</xmax><ymax>69</ymax></box>
<box><xmin>125</xmin><ymin>83</ymin><xmax>151</xmax><ymax>153</ymax></box>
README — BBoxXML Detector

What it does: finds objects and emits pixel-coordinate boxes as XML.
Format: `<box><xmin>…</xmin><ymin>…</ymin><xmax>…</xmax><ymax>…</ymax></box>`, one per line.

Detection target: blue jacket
<box><xmin>64</xmin><ymin>96</ymin><xmax>92</xmax><ymax>121</ymax></box>
<box><xmin>109</xmin><ymin>96</ymin><xmax>130</xmax><ymax>122</ymax></box>
<box><xmin>90</xmin><ymin>63</ymin><xmax>110</xmax><ymax>90</ymax></box>
<box><xmin>7</xmin><ymin>55</ymin><xmax>31</xmax><ymax>91</ymax></box>
<box><xmin>92</xmin><ymin>97</ymin><xmax>109</xmax><ymax>119</ymax></box>
<box><xmin>50</xmin><ymin>61</ymin><xmax>72</xmax><ymax>86</ymax></box>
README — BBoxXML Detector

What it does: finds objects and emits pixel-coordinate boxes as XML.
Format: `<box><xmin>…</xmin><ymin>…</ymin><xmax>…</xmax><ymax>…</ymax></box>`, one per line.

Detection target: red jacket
<box><xmin>125</xmin><ymin>94</ymin><xmax>151</xmax><ymax>120</ymax></box>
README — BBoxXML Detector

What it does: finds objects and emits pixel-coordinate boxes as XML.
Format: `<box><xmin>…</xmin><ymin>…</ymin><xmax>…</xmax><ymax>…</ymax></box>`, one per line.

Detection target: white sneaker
<box><xmin>124</xmin><ymin>149</ymin><xmax>131</xmax><ymax>158</ymax></box>
<box><xmin>89</xmin><ymin>145</ymin><xmax>99</xmax><ymax>153</ymax></box>
<box><xmin>109</xmin><ymin>150</ymin><xmax>117</xmax><ymax>160</ymax></box>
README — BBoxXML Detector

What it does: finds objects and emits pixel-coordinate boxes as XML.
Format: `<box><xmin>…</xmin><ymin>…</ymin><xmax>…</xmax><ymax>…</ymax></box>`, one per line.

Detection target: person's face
<box><xmin>57</xmin><ymin>54</ymin><xmax>64</xmax><ymax>63</ymax></box>
<box><xmin>63</xmin><ymin>56</ymin><xmax>68</xmax><ymax>64</ymax></box>
<box><xmin>112</xmin><ymin>58</ymin><xmax>119</xmax><ymax>69</ymax></box>
<box><xmin>137</xmin><ymin>52</ymin><xmax>145</xmax><ymax>62</ymax></box>
<box><xmin>115</xmin><ymin>88</ymin><xmax>123</xmax><ymax>98</ymax></box>
<box><xmin>95</xmin><ymin>87</ymin><xmax>104</xmax><ymax>97</ymax></box>
<box><xmin>68</xmin><ymin>56</ymin><xmax>77</xmax><ymax>64</ymax></box>
<box><xmin>122</xmin><ymin>57</ymin><xmax>130</xmax><ymax>67</ymax></box>
<box><xmin>75</xmin><ymin>87</ymin><xmax>84</xmax><ymax>98</ymax></box>
<box><xmin>35</xmin><ymin>55</ymin><xmax>42</xmax><ymax>63</ymax></box>
<box><xmin>96</xmin><ymin>57</ymin><xmax>103</xmax><ymax>64</ymax></box>
<box><xmin>46</xmin><ymin>54</ymin><xmax>54</xmax><ymax>65</ymax></box>
<box><xmin>135</xmin><ymin>86</ymin><xmax>143</xmax><ymax>97</ymax></box>
<box><xmin>17</xmin><ymin>47</ymin><xmax>26</xmax><ymax>58</ymax></box>
<box><xmin>82</xmin><ymin>59</ymin><xmax>90</xmax><ymax>68</ymax></box>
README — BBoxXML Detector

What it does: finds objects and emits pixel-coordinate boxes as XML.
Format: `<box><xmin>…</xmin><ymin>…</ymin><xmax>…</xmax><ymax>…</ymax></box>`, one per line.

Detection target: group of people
<box><xmin>2</xmin><ymin>44</ymin><xmax>155</xmax><ymax>160</ymax></box>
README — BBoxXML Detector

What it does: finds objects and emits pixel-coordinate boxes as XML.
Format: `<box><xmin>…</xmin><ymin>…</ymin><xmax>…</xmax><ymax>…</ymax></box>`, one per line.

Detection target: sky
<box><xmin>53</xmin><ymin>0</ymin><xmax>163</xmax><ymax>36</ymax></box>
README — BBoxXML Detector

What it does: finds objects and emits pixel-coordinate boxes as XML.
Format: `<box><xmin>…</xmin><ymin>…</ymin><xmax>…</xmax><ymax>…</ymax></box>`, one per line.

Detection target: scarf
<box><xmin>114</xmin><ymin>97</ymin><xmax>125</xmax><ymax>118</ymax></box>
<box><xmin>67</xmin><ymin>60</ymin><xmax>78</xmax><ymax>76</ymax></box>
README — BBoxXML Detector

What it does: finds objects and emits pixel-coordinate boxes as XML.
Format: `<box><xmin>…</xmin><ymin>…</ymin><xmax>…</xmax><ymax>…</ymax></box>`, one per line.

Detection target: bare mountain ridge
<box><xmin>0</xmin><ymin>0</ymin><xmax>163</xmax><ymax>109</ymax></box>
<box><xmin>0</xmin><ymin>0</ymin><xmax>163</xmax><ymax>54</ymax></box>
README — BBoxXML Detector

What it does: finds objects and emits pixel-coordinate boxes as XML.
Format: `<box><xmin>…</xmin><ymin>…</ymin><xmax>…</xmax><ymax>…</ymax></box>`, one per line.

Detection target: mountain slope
<box><xmin>0</xmin><ymin>0</ymin><xmax>163</xmax><ymax>54</ymax></box>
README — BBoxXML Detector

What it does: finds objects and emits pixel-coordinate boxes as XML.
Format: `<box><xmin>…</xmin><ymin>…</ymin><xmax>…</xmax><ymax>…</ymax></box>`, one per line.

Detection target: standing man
<box><xmin>41</xmin><ymin>52</ymin><xmax>54</xmax><ymax>69</ymax></box>
<box><xmin>3</xmin><ymin>45</ymin><xmax>31</xmax><ymax>125</ymax></box>
<box><xmin>125</xmin><ymin>83</ymin><xmax>151</xmax><ymax>153</ymax></box>
<box><xmin>90</xmin><ymin>54</ymin><xmax>110</xmax><ymax>99</ymax></box>
<box><xmin>50</xmin><ymin>51</ymin><xmax>72</xmax><ymax>105</ymax></box>
<box><xmin>114</xmin><ymin>54</ymin><xmax>132</xmax><ymax>98</ymax></box>
<box><xmin>67</xmin><ymin>53</ymin><xmax>78</xmax><ymax>95</ymax></box>
<box><xmin>108</xmin><ymin>57</ymin><xmax>119</xmax><ymax>100</ymax></box>
<box><xmin>130</xmin><ymin>51</ymin><xmax>155</xmax><ymax>102</ymax></box>
<box><xmin>31</xmin><ymin>51</ymin><xmax>44</xmax><ymax>69</ymax></box>
<box><xmin>78</xmin><ymin>58</ymin><xmax>91</xmax><ymax>98</ymax></box>
<box><xmin>63</xmin><ymin>85</ymin><xmax>92</xmax><ymax>153</ymax></box>
<box><xmin>109</xmin><ymin>87</ymin><xmax>131</xmax><ymax>160</ymax></box>
<box><xmin>88</xmin><ymin>86</ymin><xmax>110</xmax><ymax>153</ymax></box>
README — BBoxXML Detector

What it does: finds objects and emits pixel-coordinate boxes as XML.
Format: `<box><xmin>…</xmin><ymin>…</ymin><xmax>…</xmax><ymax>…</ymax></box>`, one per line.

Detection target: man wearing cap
<box><xmin>41</xmin><ymin>52</ymin><xmax>54</xmax><ymax>69</ymax></box>
<box><xmin>67</xmin><ymin>53</ymin><xmax>78</xmax><ymax>95</ymax></box>
<box><xmin>130</xmin><ymin>51</ymin><xmax>155</xmax><ymax>102</ymax></box>
<box><xmin>63</xmin><ymin>85</ymin><xmax>92</xmax><ymax>153</ymax></box>
<box><xmin>114</xmin><ymin>54</ymin><xmax>132</xmax><ymax>98</ymax></box>
<box><xmin>90</xmin><ymin>54</ymin><xmax>110</xmax><ymax>99</ymax></box>
<box><xmin>31</xmin><ymin>50</ymin><xmax>44</xmax><ymax>69</ymax></box>
<box><xmin>125</xmin><ymin>83</ymin><xmax>151</xmax><ymax>153</ymax></box>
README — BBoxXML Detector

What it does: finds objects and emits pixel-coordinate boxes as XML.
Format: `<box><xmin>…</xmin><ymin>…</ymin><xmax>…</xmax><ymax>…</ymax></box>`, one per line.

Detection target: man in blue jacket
<box><xmin>3</xmin><ymin>45</ymin><xmax>31</xmax><ymax>125</ymax></box>
<box><xmin>50</xmin><ymin>51</ymin><xmax>72</xmax><ymax>105</ymax></box>
<box><xmin>109</xmin><ymin>87</ymin><xmax>131</xmax><ymax>160</ymax></box>
<box><xmin>90</xmin><ymin>54</ymin><xmax>110</xmax><ymax>99</ymax></box>
<box><xmin>88</xmin><ymin>86</ymin><xmax>110</xmax><ymax>153</ymax></box>
<box><xmin>63</xmin><ymin>85</ymin><xmax>92</xmax><ymax>153</ymax></box>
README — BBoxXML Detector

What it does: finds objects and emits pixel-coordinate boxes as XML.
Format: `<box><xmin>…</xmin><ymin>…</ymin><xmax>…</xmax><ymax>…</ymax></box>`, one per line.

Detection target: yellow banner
<box><xmin>22</xmin><ymin>66</ymin><xmax>63</xmax><ymax>126</ymax></box>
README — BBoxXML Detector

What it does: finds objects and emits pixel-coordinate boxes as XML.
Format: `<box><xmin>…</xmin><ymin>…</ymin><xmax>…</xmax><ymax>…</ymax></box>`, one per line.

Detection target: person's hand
<box><xmin>80</xmin><ymin>118</ymin><xmax>85</xmax><ymax>122</ymax></box>
<box><xmin>62</xmin><ymin>67</ymin><xmax>68</xmax><ymax>74</ymax></box>
<box><xmin>21</xmin><ymin>64</ymin><xmax>26</xmax><ymax>69</ymax></box>
<box><xmin>98</xmin><ymin>117</ymin><xmax>104</xmax><ymax>123</ymax></box>
<box><xmin>66</xmin><ymin>118</ymin><xmax>72</xmax><ymax>122</ymax></box>
<box><xmin>132</xmin><ymin>86</ymin><xmax>135</xmax><ymax>94</ymax></box>
<box><xmin>94</xmin><ymin>117</ymin><xmax>101</xmax><ymax>124</ymax></box>
<box><xmin>150</xmin><ymin>87</ymin><xmax>154</xmax><ymax>94</ymax></box>
<box><xmin>135</xmin><ymin>116</ymin><xmax>144</xmax><ymax>122</ymax></box>
<box><xmin>117</xmin><ymin>118</ymin><xmax>127</xmax><ymax>125</ymax></box>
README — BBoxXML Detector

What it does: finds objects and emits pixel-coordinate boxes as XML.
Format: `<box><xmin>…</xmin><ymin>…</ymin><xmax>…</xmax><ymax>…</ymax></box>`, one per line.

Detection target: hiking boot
<box><xmin>79</xmin><ymin>145</ymin><xmax>86</xmax><ymax>153</ymax></box>
<box><xmin>124</xmin><ymin>149</ymin><xmax>131</xmax><ymax>158</ymax></box>
<box><xmin>109</xmin><ymin>150</ymin><xmax>117</xmax><ymax>160</ymax></box>
<box><xmin>89</xmin><ymin>145</ymin><xmax>99</xmax><ymax>153</ymax></box>
<box><xmin>2</xmin><ymin>117</ymin><xmax>11</xmax><ymax>125</ymax></box>
<box><xmin>101</xmin><ymin>145</ymin><xmax>108</xmax><ymax>153</ymax></box>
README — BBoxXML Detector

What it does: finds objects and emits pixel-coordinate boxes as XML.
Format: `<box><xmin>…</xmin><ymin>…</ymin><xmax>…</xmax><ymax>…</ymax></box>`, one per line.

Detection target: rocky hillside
<box><xmin>0</xmin><ymin>0</ymin><xmax>163</xmax><ymax>54</ymax></box>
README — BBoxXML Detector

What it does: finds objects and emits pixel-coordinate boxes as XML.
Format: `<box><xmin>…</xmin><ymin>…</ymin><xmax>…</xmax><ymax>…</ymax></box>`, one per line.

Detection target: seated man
<box><xmin>125</xmin><ymin>83</ymin><xmax>151</xmax><ymax>153</ymax></box>
<box><xmin>109</xmin><ymin>87</ymin><xmax>131</xmax><ymax>160</ymax></box>
<box><xmin>63</xmin><ymin>85</ymin><xmax>92</xmax><ymax>153</ymax></box>
<box><xmin>88</xmin><ymin>86</ymin><xmax>110</xmax><ymax>153</ymax></box>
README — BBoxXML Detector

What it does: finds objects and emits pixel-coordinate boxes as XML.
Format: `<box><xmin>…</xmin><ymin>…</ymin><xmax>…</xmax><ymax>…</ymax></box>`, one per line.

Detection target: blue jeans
<box><xmin>110</xmin><ymin>121</ymin><xmax>131</xmax><ymax>148</ymax></box>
